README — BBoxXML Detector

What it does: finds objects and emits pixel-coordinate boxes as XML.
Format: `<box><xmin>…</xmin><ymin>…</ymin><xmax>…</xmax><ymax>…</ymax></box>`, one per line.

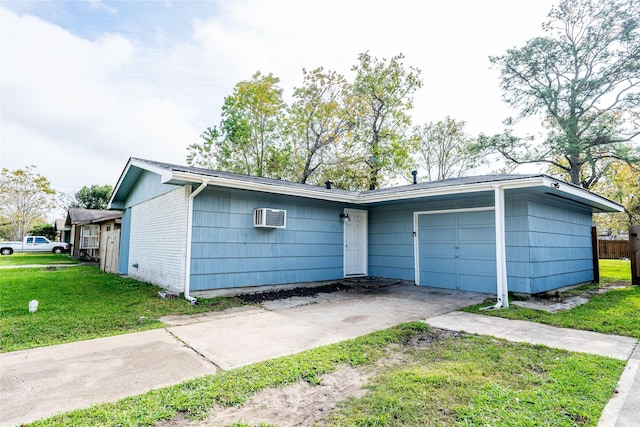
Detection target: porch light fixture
<box><xmin>340</xmin><ymin>212</ymin><xmax>350</xmax><ymax>222</ymax></box>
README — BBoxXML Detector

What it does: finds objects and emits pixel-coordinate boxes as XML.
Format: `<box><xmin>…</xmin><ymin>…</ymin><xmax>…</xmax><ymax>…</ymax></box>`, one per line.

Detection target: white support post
<box><xmin>494</xmin><ymin>185</ymin><xmax>509</xmax><ymax>308</ymax></box>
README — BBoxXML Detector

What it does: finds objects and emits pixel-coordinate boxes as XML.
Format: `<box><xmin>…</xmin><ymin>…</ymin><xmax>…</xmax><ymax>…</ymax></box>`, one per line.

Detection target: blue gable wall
<box><xmin>189</xmin><ymin>187</ymin><xmax>350</xmax><ymax>291</ymax></box>
<box><xmin>123</xmin><ymin>170</ymin><xmax>178</xmax><ymax>209</ymax></box>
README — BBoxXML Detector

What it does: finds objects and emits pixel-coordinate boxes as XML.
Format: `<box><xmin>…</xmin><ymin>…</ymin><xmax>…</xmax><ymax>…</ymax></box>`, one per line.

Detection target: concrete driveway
<box><xmin>0</xmin><ymin>284</ymin><xmax>487</xmax><ymax>426</ymax></box>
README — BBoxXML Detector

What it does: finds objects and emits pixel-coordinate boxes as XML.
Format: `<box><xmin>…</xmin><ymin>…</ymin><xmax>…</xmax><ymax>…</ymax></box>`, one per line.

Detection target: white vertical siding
<box><xmin>129</xmin><ymin>187</ymin><xmax>189</xmax><ymax>295</ymax></box>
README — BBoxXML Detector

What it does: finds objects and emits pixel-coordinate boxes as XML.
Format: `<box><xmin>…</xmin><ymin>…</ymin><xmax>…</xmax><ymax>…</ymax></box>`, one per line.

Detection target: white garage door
<box><xmin>417</xmin><ymin>209</ymin><xmax>496</xmax><ymax>293</ymax></box>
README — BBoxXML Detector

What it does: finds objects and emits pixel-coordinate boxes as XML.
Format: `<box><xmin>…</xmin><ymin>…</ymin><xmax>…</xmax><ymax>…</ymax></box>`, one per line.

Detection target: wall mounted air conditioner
<box><xmin>254</xmin><ymin>208</ymin><xmax>286</xmax><ymax>228</ymax></box>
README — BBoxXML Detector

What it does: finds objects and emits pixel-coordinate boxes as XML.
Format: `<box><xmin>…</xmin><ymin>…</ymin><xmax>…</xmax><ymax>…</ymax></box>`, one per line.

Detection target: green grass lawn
<box><xmin>0</xmin><ymin>252</ymin><xmax>80</xmax><ymax>266</ymax></box>
<box><xmin>31</xmin><ymin>323</ymin><xmax>625</xmax><ymax>427</ymax></box>
<box><xmin>0</xmin><ymin>266</ymin><xmax>243</xmax><ymax>352</ymax></box>
<box><xmin>464</xmin><ymin>259</ymin><xmax>640</xmax><ymax>339</ymax></box>
<box><xmin>599</xmin><ymin>258</ymin><xmax>632</xmax><ymax>282</ymax></box>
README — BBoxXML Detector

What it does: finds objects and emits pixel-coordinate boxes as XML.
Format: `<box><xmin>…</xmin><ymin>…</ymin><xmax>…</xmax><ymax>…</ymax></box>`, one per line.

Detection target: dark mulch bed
<box><xmin>238</xmin><ymin>283</ymin><xmax>354</xmax><ymax>304</ymax></box>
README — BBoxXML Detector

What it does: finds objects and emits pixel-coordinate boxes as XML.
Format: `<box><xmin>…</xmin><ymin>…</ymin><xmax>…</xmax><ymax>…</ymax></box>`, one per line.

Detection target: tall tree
<box><xmin>413</xmin><ymin>117</ymin><xmax>483</xmax><ymax>181</ymax></box>
<box><xmin>188</xmin><ymin>72</ymin><xmax>285</xmax><ymax>177</ymax></box>
<box><xmin>186</xmin><ymin>126</ymin><xmax>220</xmax><ymax>170</ymax></box>
<box><xmin>70</xmin><ymin>184</ymin><xmax>113</xmax><ymax>210</ymax></box>
<box><xmin>0</xmin><ymin>166</ymin><xmax>57</xmax><ymax>240</ymax></box>
<box><xmin>483</xmin><ymin>0</ymin><xmax>640</xmax><ymax>189</ymax></box>
<box><xmin>287</xmin><ymin>67</ymin><xmax>355</xmax><ymax>184</ymax></box>
<box><xmin>592</xmin><ymin>161</ymin><xmax>640</xmax><ymax>233</ymax></box>
<box><xmin>352</xmin><ymin>52</ymin><xmax>423</xmax><ymax>189</ymax></box>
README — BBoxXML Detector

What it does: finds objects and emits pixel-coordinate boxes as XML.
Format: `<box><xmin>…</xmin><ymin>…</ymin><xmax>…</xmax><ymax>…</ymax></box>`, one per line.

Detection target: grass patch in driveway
<box><xmin>30</xmin><ymin>323</ymin><xmax>624</xmax><ymax>427</ymax></box>
<box><xmin>464</xmin><ymin>259</ymin><xmax>640</xmax><ymax>339</ymax></box>
<box><xmin>0</xmin><ymin>266</ymin><xmax>242</xmax><ymax>352</ymax></box>
<box><xmin>0</xmin><ymin>252</ymin><xmax>79</xmax><ymax>266</ymax></box>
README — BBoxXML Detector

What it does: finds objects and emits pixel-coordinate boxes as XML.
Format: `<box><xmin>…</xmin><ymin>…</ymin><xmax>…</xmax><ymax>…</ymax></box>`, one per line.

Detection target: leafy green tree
<box><xmin>483</xmin><ymin>0</ymin><xmax>640</xmax><ymax>189</ymax></box>
<box><xmin>190</xmin><ymin>72</ymin><xmax>286</xmax><ymax>177</ymax></box>
<box><xmin>0</xmin><ymin>166</ymin><xmax>57</xmax><ymax>240</ymax></box>
<box><xmin>413</xmin><ymin>117</ymin><xmax>483</xmax><ymax>181</ymax></box>
<box><xmin>70</xmin><ymin>184</ymin><xmax>113</xmax><ymax>210</ymax></box>
<box><xmin>187</xmin><ymin>126</ymin><xmax>220</xmax><ymax>170</ymax></box>
<box><xmin>28</xmin><ymin>223</ymin><xmax>57</xmax><ymax>240</ymax></box>
<box><xmin>352</xmin><ymin>52</ymin><xmax>423</xmax><ymax>189</ymax></box>
<box><xmin>287</xmin><ymin>67</ymin><xmax>355</xmax><ymax>184</ymax></box>
<box><xmin>592</xmin><ymin>161</ymin><xmax>640</xmax><ymax>235</ymax></box>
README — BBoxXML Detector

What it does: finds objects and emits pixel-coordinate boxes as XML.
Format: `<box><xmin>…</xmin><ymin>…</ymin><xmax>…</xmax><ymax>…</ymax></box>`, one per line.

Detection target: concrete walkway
<box><xmin>1</xmin><ymin>285</ymin><xmax>637</xmax><ymax>426</ymax></box>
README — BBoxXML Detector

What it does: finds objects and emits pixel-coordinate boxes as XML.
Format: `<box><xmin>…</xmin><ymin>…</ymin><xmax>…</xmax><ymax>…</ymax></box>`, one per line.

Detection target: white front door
<box><xmin>344</xmin><ymin>209</ymin><xmax>367</xmax><ymax>276</ymax></box>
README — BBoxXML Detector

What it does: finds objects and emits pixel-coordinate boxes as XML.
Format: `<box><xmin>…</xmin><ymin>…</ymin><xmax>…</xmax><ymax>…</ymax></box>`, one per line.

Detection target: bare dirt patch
<box><xmin>154</xmin><ymin>328</ymin><xmax>459</xmax><ymax>427</ymax></box>
<box><xmin>155</xmin><ymin>366</ymin><xmax>370</xmax><ymax>427</ymax></box>
<box><xmin>511</xmin><ymin>282</ymin><xmax>629</xmax><ymax>313</ymax></box>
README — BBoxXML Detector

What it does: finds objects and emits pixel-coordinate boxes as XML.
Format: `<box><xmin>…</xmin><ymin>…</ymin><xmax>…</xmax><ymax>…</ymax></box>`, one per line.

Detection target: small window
<box><xmin>35</xmin><ymin>237</ymin><xmax>48</xmax><ymax>244</ymax></box>
<box><xmin>81</xmin><ymin>225</ymin><xmax>100</xmax><ymax>249</ymax></box>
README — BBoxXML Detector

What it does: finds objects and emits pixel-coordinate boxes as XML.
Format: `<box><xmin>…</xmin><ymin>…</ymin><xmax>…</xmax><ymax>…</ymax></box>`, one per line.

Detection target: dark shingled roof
<box><xmin>130</xmin><ymin>157</ymin><xmax>545</xmax><ymax>197</ymax></box>
<box><xmin>65</xmin><ymin>209</ymin><xmax>122</xmax><ymax>226</ymax></box>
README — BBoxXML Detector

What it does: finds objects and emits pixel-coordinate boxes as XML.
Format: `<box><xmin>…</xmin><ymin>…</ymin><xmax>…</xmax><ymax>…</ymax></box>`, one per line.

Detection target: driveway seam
<box><xmin>165</xmin><ymin>328</ymin><xmax>224</xmax><ymax>371</ymax></box>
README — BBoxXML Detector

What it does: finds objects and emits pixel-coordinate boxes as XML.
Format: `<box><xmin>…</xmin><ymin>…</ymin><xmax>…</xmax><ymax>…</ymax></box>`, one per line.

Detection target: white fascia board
<box><xmin>129</xmin><ymin>158</ymin><xmax>174</xmax><ymax>182</ymax></box>
<box><xmin>108</xmin><ymin>161</ymin><xmax>135</xmax><ymax>209</ymax></box>
<box><xmin>360</xmin><ymin>177</ymin><xmax>550</xmax><ymax>204</ymax></box>
<box><xmin>109</xmin><ymin>158</ymin><xmax>175</xmax><ymax>209</ymax></box>
<box><xmin>539</xmin><ymin>177</ymin><xmax>625</xmax><ymax>212</ymax></box>
<box><xmin>165</xmin><ymin>171</ymin><xmax>624</xmax><ymax>212</ymax></box>
<box><xmin>168</xmin><ymin>171</ymin><xmax>355</xmax><ymax>203</ymax></box>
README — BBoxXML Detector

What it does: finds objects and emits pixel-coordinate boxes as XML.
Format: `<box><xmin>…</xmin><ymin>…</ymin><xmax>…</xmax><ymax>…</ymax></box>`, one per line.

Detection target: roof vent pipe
<box><xmin>411</xmin><ymin>170</ymin><xmax>418</xmax><ymax>185</ymax></box>
<box><xmin>325</xmin><ymin>180</ymin><xmax>333</xmax><ymax>189</ymax></box>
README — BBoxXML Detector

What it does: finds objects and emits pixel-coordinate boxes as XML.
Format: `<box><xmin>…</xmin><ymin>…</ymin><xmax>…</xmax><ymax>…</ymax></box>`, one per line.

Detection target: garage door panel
<box><xmin>418</xmin><ymin>210</ymin><xmax>496</xmax><ymax>293</ymax></box>
<box><xmin>457</xmin><ymin>210</ymin><xmax>494</xmax><ymax>225</ymax></box>
<box><xmin>421</xmin><ymin>257</ymin><xmax>457</xmax><ymax>274</ymax></box>
<box><xmin>422</xmin><ymin>214</ymin><xmax>455</xmax><ymax>226</ymax></box>
<box><xmin>458</xmin><ymin>227</ymin><xmax>495</xmax><ymax>241</ymax></box>
<box><xmin>421</xmin><ymin>272</ymin><xmax>458</xmax><ymax>288</ymax></box>
<box><xmin>421</xmin><ymin>227</ymin><xmax>457</xmax><ymax>241</ymax></box>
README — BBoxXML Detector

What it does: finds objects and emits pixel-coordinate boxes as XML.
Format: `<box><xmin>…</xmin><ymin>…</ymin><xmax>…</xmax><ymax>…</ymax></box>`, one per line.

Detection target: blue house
<box><xmin>108</xmin><ymin>157</ymin><xmax>623</xmax><ymax>307</ymax></box>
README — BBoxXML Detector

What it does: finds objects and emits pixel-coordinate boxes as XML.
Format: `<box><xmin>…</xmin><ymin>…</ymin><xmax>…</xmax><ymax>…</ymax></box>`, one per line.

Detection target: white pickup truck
<box><xmin>0</xmin><ymin>236</ymin><xmax>70</xmax><ymax>255</ymax></box>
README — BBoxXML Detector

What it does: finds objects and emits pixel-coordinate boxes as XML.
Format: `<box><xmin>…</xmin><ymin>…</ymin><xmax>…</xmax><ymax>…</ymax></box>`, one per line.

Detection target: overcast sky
<box><xmin>1</xmin><ymin>0</ymin><xmax>558</xmax><ymax>217</ymax></box>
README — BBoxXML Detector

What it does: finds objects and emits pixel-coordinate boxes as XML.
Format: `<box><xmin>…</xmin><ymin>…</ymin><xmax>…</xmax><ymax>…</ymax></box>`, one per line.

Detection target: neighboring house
<box><xmin>65</xmin><ymin>209</ymin><xmax>122</xmax><ymax>267</ymax></box>
<box><xmin>54</xmin><ymin>219</ymin><xmax>71</xmax><ymax>244</ymax></box>
<box><xmin>108</xmin><ymin>157</ymin><xmax>624</xmax><ymax>306</ymax></box>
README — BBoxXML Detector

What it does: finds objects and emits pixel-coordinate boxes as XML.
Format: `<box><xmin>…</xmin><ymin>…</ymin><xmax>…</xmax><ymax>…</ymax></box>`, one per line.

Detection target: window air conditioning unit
<box><xmin>254</xmin><ymin>208</ymin><xmax>286</xmax><ymax>228</ymax></box>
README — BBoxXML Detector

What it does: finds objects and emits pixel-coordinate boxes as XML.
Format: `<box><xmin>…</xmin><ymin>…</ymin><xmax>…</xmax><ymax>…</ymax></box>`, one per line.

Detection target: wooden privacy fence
<box><xmin>630</xmin><ymin>226</ymin><xmax>640</xmax><ymax>285</ymax></box>
<box><xmin>598</xmin><ymin>239</ymin><xmax>630</xmax><ymax>259</ymax></box>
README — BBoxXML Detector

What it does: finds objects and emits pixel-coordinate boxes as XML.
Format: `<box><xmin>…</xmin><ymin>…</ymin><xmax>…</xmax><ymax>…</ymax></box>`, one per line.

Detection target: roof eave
<box><xmin>112</xmin><ymin>159</ymin><xmax>623</xmax><ymax>213</ymax></box>
<box><xmin>168</xmin><ymin>171</ymin><xmax>355</xmax><ymax>203</ymax></box>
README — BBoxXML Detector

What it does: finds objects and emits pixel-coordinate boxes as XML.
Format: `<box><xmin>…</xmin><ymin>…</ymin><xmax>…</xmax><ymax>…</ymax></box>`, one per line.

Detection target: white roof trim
<box><xmin>539</xmin><ymin>176</ymin><xmax>624</xmax><ymax>212</ymax></box>
<box><xmin>167</xmin><ymin>170</ymin><xmax>624</xmax><ymax>212</ymax></box>
<box><xmin>168</xmin><ymin>171</ymin><xmax>355</xmax><ymax>203</ymax></box>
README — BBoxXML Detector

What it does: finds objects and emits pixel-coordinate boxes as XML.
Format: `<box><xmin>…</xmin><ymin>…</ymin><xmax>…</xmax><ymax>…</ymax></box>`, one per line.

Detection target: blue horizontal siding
<box><xmin>185</xmin><ymin>185</ymin><xmax>595</xmax><ymax>294</ymax></box>
<box><xmin>368</xmin><ymin>196</ymin><xmax>495</xmax><ymax>283</ymax></box>
<box><xmin>524</xmin><ymin>197</ymin><xmax>594</xmax><ymax>292</ymax></box>
<box><xmin>190</xmin><ymin>187</ymin><xmax>349</xmax><ymax>290</ymax></box>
